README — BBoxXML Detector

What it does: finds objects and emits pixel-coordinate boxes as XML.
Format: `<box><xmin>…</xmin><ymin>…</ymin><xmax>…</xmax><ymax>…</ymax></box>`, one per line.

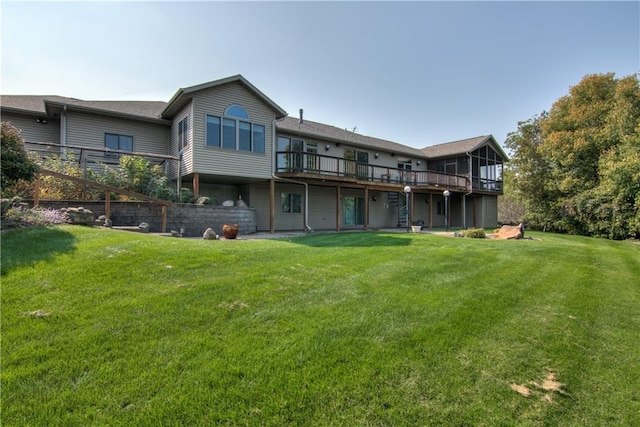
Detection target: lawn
<box><xmin>2</xmin><ymin>226</ymin><xmax>639</xmax><ymax>426</ymax></box>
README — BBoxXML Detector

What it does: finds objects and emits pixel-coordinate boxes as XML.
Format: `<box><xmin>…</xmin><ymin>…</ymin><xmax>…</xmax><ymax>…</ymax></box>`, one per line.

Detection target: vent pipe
<box><xmin>299</xmin><ymin>108</ymin><xmax>304</xmax><ymax>124</ymax></box>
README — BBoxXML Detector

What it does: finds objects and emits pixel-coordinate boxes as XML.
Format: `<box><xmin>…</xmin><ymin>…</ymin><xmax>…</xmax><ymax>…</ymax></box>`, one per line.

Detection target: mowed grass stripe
<box><xmin>2</xmin><ymin>226</ymin><xmax>639</xmax><ymax>425</ymax></box>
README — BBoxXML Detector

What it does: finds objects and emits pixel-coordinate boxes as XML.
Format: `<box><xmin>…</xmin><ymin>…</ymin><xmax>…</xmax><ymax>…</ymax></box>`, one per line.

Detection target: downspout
<box><xmin>271</xmin><ymin>119</ymin><xmax>312</xmax><ymax>233</ymax></box>
<box><xmin>60</xmin><ymin>105</ymin><xmax>68</xmax><ymax>161</ymax></box>
<box><xmin>463</xmin><ymin>152</ymin><xmax>473</xmax><ymax>229</ymax></box>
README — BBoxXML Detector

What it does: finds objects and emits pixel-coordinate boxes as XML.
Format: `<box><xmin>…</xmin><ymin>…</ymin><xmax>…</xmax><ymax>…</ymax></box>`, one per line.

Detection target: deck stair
<box><xmin>388</xmin><ymin>192</ymin><xmax>408</xmax><ymax>228</ymax></box>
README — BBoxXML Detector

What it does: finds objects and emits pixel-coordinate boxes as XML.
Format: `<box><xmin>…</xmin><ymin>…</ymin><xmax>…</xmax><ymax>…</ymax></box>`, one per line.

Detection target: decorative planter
<box><xmin>222</xmin><ymin>223</ymin><xmax>239</xmax><ymax>239</ymax></box>
<box><xmin>411</xmin><ymin>225</ymin><xmax>422</xmax><ymax>233</ymax></box>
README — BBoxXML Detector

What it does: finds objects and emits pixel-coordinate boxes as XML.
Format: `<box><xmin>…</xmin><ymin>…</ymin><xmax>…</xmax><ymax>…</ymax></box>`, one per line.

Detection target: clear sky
<box><xmin>1</xmin><ymin>1</ymin><xmax>638</xmax><ymax>150</ymax></box>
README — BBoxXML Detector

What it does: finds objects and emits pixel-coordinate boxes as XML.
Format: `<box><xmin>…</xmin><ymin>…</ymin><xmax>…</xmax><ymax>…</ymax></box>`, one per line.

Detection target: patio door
<box><xmin>343</xmin><ymin>196</ymin><xmax>365</xmax><ymax>226</ymax></box>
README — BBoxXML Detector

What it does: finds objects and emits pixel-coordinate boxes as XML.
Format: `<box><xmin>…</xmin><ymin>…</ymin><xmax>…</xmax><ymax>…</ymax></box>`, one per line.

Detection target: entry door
<box><xmin>343</xmin><ymin>196</ymin><xmax>365</xmax><ymax>226</ymax></box>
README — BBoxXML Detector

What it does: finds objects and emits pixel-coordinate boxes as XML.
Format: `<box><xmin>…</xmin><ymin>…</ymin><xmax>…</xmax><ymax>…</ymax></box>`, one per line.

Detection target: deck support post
<box><xmin>33</xmin><ymin>173</ymin><xmax>40</xmax><ymax>207</ymax></box>
<box><xmin>364</xmin><ymin>186</ymin><xmax>369</xmax><ymax>231</ymax></box>
<box><xmin>336</xmin><ymin>186</ymin><xmax>341</xmax><ymax>232</ymax></box>
<box><xmin>269</xmin><ymin>179</ymin><xmax>275</xmax><ymax>233</ymax></box>
<box><xmin>192</xmin><ymin>173</ymin><xmax>200</xmax><ymax>198</ymax></box>
<box><xmin>105</xmin><ymin>191</ymin><xmax>111</xmax><ymax>219</ymax></box>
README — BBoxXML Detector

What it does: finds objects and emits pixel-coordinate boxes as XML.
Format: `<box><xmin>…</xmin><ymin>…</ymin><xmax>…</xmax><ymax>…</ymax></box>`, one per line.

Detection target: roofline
<box><xmin>0</xmin><ymin>106</ymin><xmax>44</xmax><ymax>116</ymax></box>
<box><xmin>161</xmin><ymin>74</ymin><xmax>287</xmax><ymax>119</ymax></box>
<box><xmin>276</xmin><ymin>120</ymin><xmax>426</xmax><ymax>158</ymax></box>
<box><xmin>423</xmin><ymin>135</ymin><xmax>509</xmax><ymax>161</ymax></box>
<box><xmin>43</xmin><ymin>101</ymin><xmax>171</xmax><ymax>125</ymax></box>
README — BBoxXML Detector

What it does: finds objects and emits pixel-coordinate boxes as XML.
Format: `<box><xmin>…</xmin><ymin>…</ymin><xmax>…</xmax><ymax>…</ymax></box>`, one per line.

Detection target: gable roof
<box><xmin>161</xmin><ymin>74</ymin><xmax>287</xmax><ymax>119</ymax></box>
<box><xmin>421</xmin><ymin>135</ymin><xmax>508</xmax><ymax>160</ymax></box>
<box><xmin>276</xmin><ymin>116</ymin><xmax>426</xmax><ymax>158</ymax></box>
<box><xmin>1</xmin><ymin>95</ymin><xmax>168</xmax><ymax>123</ymax></box>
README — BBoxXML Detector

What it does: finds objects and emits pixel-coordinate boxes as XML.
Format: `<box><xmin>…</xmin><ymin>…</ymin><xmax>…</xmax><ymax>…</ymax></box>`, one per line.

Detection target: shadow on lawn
<box><xmin>289</xmin><ymin>232</ymin><xmax>412</xmax><ymax>248</ymax></box>
<box><xmin>0</xmin><ymin>227</ymin><xmax>77</xmax><ymax>276</ymax></box>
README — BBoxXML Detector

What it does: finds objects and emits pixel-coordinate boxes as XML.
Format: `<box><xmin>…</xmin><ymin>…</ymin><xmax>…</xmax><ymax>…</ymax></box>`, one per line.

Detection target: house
<box><xmin>1</xmin><ymin>74</ymin><xmax>507</xmax><ymax>232</ymax></box>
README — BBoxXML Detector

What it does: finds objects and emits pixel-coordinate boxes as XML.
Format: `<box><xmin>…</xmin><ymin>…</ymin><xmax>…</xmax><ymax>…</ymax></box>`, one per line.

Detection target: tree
<box><xmin>507</xmin><ymin>73</ymin><xmax>640</xmax><ymax>239</ymax></box>
<box><xmin>1</xmin><ymin>122</ymin><xmax>39</xmax><ymax>194</ymax></box>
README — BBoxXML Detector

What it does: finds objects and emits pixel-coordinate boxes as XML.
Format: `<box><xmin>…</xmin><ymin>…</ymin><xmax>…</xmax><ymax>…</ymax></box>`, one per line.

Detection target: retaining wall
<box><xmin>30</xmin><ymin>200</ymin><xmax>257</xmax><ymax>237</ymax></box>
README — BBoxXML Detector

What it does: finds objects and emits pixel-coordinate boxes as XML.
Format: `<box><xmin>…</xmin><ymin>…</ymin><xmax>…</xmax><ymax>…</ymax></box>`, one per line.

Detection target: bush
<box><xmin>1</xmin><ymin>122</ymin><xmax>39</xmax><ymax>194</ymax></box>
<box><xmin>461</xmin><ymin>228</ymin><xmax>486</xmax><ymax>239</ymax></box>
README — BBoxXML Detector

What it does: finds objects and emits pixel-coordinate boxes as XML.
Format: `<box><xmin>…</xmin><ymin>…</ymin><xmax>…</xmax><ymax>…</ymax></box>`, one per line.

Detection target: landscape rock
<box><xmin>62</xmin><ymin>207</ymin><xmax>94</xmax><ymax>226</ymax></box>
<box><xmin>222</xmin><ymin>200</ymin><xmax>235</xmax><ymax>207</ymax></box>
<box><xmin>196</xmin><ymin>196</ymin><xmax>210</xmax><ymax>205</ymax></box>
<box><xmin>203</xmin><ymin>228</ymin><xmax>218</xmax><ymax>240</ymax></box>
<box><xmin>138</xmin><ymin>222</ymin><xmax>150</xmax><ymax>233</ymax></box>
<box><xmin>236</xmin><ymin>196</ymin><xmax>248</xmax><ymax>208</ymax></box>
<box><xmin>492</xmin><ymin>224</ymin><xmax>523</xmax><ymax>240</ymax></box>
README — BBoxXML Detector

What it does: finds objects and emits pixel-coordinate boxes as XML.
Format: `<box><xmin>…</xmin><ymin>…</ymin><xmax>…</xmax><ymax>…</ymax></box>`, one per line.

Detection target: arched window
<box><xmin>224</xmin><ymin>104</ymin><xmax>250</xmax><ymax>120</ymax></box>
<box><xmin>206</xmin><ymin>104</ymin><xmax>265</xmax><ymax>153</ymax></box>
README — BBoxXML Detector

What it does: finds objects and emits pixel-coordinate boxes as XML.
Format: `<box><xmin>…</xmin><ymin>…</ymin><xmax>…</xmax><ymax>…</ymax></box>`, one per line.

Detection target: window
<box><xmin>253</xmin><ymin>124</ymin><xmax>265</xmax><ymax>153</ymax></box>
<box><xmin>224</xmin><ymin>105</ymin><xmax>249</xmax><ymax>119</ymax></box>
<box><xmin>281</xmin><ymin>192</ymin><xmax>302</xmax><ymax>214</ymax></box>
<box><xmin>178</xmin><ymin>117</ymin><xmax>189</xmax><ymax>149</ymax></box>
<box><xmin>206</xmin><ymin>104</ymin><xmax>265</xmax><ymax>153</ymax></box>
<box><xmin>222</xmin><ymin>118</ymin><xmax>236</xmax><ymax>149</ymax></box>
<box><xmin>105</xmin><ymin>133</ymin><xmax>133</xmax><ymax>152</ymax></box>
<box><xmin>206</xmin><ymin>116</ymin><xmax>221</xmax><ymax>147</ymax></box>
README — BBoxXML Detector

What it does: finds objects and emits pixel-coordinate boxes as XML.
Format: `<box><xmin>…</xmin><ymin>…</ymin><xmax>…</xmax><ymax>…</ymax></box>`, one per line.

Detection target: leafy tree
<box><xmin>1</xmin><ymin>122</ymin><xmax>39</xmax><ymax>194</ymax></box>
<box><xmin>507</xmin><ymin>73</ymin><xmax>640</xmax><ymax>239</ymax></box>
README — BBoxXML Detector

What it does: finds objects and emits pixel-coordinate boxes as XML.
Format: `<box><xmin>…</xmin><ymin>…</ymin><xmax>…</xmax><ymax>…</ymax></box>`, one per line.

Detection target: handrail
<box><xmin>275</xmin><ymin>151</ymin><xmax>470</xmax><ymax>189</ymax></box>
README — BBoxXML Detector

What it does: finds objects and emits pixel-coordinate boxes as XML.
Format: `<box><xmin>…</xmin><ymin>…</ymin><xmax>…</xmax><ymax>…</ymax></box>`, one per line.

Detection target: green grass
<box><xmin>2</xmin><ymin>226</ymin><xmax>639</xmax><ymax>426</ymax></box>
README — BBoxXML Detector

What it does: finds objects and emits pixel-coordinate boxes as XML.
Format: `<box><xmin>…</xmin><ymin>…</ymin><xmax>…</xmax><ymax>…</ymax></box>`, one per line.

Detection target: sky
<box><xmin>1</xmin><ymin>1</ymin><xmax>638</xmax><ymax>150</ymax></box>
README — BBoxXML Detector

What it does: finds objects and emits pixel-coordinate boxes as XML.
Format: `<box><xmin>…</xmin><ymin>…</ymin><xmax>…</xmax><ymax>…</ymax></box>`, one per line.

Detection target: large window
<box><xmin>178</xmin><ymin>117</ymin><xmax>189</xmax><ymax>150</ymax></box>
<box><xmin>206</xmin><ymin>104</ymin><xmax>266</xmax><ymax>153</ymax></box>
<box><xmin>105</xmin><ymin>133</ymin><xmax>133</xmax><ymax>152</ymax></box>
<box><xmin>281</xmin><ymin>192</ymin><xmax>302</xmax><ymax>214</ymax></box>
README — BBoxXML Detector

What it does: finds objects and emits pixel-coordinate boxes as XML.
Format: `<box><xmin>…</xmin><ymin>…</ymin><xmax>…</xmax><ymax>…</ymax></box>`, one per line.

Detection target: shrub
<box><xmin>461</xmin><ymin>228</ymin><xmax>487</xmax><ymax>239</ymax></box>
<box><xmin>1</xmin><ymin>122</ymin><xmax>39</xmax><ymax>194</ymax></box>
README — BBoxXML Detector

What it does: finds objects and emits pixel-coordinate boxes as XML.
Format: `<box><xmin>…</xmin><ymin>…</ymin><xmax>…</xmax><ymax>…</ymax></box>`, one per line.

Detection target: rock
<box><xmin>222</xmin><ymin>223</ymin><xmax>239</xmax><ymax>239</ymax></box>
<box><xmin>203</xmin><ymin>228</ymin><xmax>218</xmax><ymax>240</ymax></box>
<box><xmin>236</xmin><ymin>196</ymin><xmax>248</xmax><ymax>208</ymax></box>
<box><xmin>104</xmin><ymin>218</ymin><xmax>112</xmax><ymax>227</ymax></box>
<box><xmin>196</xmin><ymin>196</ymin><xmax>210</xmax><ymax>205</ymax></box>
<box><xmin>222</xmin><ymin>200</ymin><xmax>235</xmax><ymax>207</ymax></box>
<box><xmin>492</xmin><ymin>224</ymin><xmax>523</xmax><ymax>240</ymax></box>
<box><xmin>138</xmin><ymin>222</ymin><xmax>150</xmax><ymax>233</ymax></box>
<box><xmin>64</xmin><ymin>207</ymin><xmax>95</xmax><ymax>226</ymax></box>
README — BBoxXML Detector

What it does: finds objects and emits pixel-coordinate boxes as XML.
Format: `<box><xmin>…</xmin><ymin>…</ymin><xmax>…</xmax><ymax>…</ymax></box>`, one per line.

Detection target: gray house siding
<box><xmin>65</xmin><ymin>111</ymin><xmax>169</xmax><ymax>155</ymax></box>
<box><xmin>171</xmin><ymin>104</ymin><xmax>193</xmax><ymax>178</ymax></box>
<box><xmin>191</xmin><ymin>82</ymin><xmax>277</xmax><ymax>179</ymax></box>
<box><xmin>307</xmin><ymin>187</ymin><xmax>338</xmax><ymax>230</ymax></box>
<box><xmin>3</xmin><ymin>112</ymin><xmax>61</xmax><ymax>145</ymax></box>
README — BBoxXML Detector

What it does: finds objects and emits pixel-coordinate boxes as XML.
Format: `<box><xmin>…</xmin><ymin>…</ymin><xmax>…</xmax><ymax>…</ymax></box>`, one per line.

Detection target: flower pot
<box><xmin>411</xmin><ymin>225</ymin><xmax>422</xmax><ymax>233</ymax></box>
<box><xmin>222</xmin><ymin>223</ymin><xmax>239</xmax><ymax>239</ymax></box>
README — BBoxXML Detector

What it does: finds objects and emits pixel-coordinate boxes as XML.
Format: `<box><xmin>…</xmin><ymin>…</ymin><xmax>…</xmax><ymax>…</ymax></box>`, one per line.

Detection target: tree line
<box><xmin>503</xmin><ymin>73</ymin><xmax>639</xmax><ymax>240</ymax></box>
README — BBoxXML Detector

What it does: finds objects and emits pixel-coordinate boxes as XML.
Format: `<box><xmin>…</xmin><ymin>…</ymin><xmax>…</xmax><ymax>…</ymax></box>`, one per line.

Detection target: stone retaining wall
<box><xmin>29</xmin><ymin>200</ymin><xmax>257</xmax><ymax>237</ymax></box>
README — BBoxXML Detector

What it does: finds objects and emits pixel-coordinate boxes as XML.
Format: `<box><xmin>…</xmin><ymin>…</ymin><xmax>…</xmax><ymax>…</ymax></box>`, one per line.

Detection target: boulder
<box><xmin>138</xmin><ymin>222</ymin><xmax>150</xmax><ymax>233</ymax></box>
<box><xmin>62</xmin><ymin>207</ymin><xmax>94</xmax><ymax>226</ymax></box>
<box><xmin>203</xmin><ymin>228</ymin><xmax>218</xmax><ymax>240</ymax></box>
<box><xmin>222</xmin><ymin>200</ymin><xmax>235</xmax><ymax>207</ymax></box>
<box><xmin>492</xmin><ymin>224</ymin><xmax>523</xmax><ymax>240</ymax></box>
<box><xmin>196</xmin><ymin>196</ymin><xmax>210</xmax><ymax>205</ymax></box>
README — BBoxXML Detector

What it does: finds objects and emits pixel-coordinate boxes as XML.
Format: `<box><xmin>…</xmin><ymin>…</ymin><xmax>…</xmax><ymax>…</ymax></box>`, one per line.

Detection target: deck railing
<box><xmin>276</xmin><ymin>152</ymin><xmax>469</xmax><ymax>190</ymax></box>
